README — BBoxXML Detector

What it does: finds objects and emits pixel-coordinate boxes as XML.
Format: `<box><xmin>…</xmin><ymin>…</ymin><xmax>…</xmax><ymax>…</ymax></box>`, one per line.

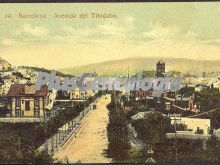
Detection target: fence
<box><xmin>38</xmin><ymin>97</ymin><xmax>99</xmax><ymax>155</ymax></box>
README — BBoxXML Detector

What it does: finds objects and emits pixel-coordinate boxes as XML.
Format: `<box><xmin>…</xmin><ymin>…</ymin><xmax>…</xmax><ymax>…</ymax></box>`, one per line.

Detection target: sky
<box><xmin>1</xmin><ymin>3</ymin><xmax>220</xmax><ymax>70</ymax></box>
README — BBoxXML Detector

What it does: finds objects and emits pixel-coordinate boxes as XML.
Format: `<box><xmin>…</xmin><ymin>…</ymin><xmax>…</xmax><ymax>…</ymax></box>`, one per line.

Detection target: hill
<box><xmin>19</xmin><ymin>66</ymin><xmax>75</xmax><ymax>77</ymax></box>
<box><xmin>59</xmin><ymin>57</ymin><xmax>220</xmax><ymax>77</ymax></box>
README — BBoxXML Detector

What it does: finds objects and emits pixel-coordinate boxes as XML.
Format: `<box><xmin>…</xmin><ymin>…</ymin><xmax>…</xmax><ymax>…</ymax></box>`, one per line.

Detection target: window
<box><xmin>165</xmin><ymin>102</ymin><xmax>171</xmax><ymax>110</ymax></box>
<box><xmin>16</xmin><ymin>98</ymin><xmax>21</xmax><ymax>107</ymax></box>
<box><xmin>25</xmin><ymin>101</ymin><xmax>30</xmax><ymax>111</ymax></box>
<box><xmin>34</xmin><ymin>99</ymin><xmax>39</xmax><ymax>109</ymax></box>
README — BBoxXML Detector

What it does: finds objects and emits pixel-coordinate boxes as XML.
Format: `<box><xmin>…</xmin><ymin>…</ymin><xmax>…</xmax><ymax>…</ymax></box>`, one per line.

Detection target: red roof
<box><xmin>7</xmin><ymin>84</ymin><xmax>48</xmax><ymax>97</ymax></box>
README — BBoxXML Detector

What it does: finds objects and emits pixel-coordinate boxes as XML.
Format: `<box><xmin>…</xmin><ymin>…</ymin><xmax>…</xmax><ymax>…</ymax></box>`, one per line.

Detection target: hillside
<box><xmin>59</xmin><ymin>57</ymin><xmax>220</xmax><ymax>76</ymax></box>
<box><xmin>19</xmin><ymin>66</ymin><xmax>75</xmax><ymax>77</ymax></box>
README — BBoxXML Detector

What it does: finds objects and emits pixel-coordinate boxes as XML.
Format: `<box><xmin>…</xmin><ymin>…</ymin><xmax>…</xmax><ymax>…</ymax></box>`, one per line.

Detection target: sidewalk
<box><xmin>38</xmin><ymin>97</ymin><xmax>99</xmax><ymax>155</ymax></box>
<box><xmin>53</xmin><ymin>94</ymin><xmax>112</xmax><ymax>163</ymax></box>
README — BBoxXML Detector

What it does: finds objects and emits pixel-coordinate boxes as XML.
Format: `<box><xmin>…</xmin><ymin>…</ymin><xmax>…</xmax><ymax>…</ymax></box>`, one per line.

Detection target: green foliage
<box><xmin>142</xmin><ymin>70</ymin><xmax>155</xmax><ymax>78</ymax></box>
<box><xmin>195</xmin><ymin>87</ymin><xmax>220</xmax><ymax>112</ymax></box>
<box><xmin>106</xmin><ymin>94</ymin><xmax>131</xmax><ymax>162</ymax></box>
<box><xmin>0</xmin><ymin>107</ymin><xmax>10</xmax><ymax>117</ymax></box>
<box><xmin>132</xmin><ymin>111</ymin><xmax>172</xmax><ymax>144</ymax></box>
<box><xmin>193</xmin><ymin>87</ymin><xmax>220</xmax><ymax>129</ymax></box>
<box><xmin>179</xmin><ymin>85</ymin><xmax>195</xmax><ymax>97</ymax></box>
<box><xmin>0</xmin><ymin>94</ymin><xmax>100</xmax><ymax>163</ymax></box>
<box><xmin>204</xmin><ymin>135</ymin><xmax>220</xmax><ymax>162</ymax></box>
<box><xmin>0</xmin><ymin>123</ymin><xmax>53</xmax><ymax>164</ymax></box>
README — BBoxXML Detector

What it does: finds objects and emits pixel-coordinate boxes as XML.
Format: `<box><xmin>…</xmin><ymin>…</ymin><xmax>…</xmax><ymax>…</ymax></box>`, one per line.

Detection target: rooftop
<box><xmin>7</xmin><ymin>84</ymin><xmax>48</xmax><ymax>97</ymax></box>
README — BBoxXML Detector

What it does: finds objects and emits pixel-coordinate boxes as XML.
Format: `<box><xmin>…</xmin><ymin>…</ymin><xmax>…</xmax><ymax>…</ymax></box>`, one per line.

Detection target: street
<box><xmin>53</xmin><ymin>94</ymin><xmax>112</xmax><ymax>163</ymax></box>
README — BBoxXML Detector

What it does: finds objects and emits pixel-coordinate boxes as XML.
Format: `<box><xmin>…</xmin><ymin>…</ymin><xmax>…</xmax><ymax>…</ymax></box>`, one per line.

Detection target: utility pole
<box><xmin>58</xmin><ymin>130</ymin><xmax>61</xmax><ymax>144</ymax></box>
<box><xmin>145</xmin><ymin>95</ymin><xmax>148</xmax><ymax>108</ymax></box>
<box><xmin>51</xmin><ymin>111</ymin><xmax>54</xmax><ymax>153</ymax></box>
<box><xmin>127</xmin><ymin>65</ymin><xmax>130</xmax><ymax>78</ymax></box>
<box><xmin>43</xmin><ymin>103</ymin><xmax>48</xmax><ymax>155</ymax></box>
<box><xmin>55</xmin><ymin>133</ymin><xmax>58</xmax><ymax>148</ymax></box>
<box><xmin>174</xmin><ymin>113</ymin><xmax>178</xmax><ymax>162</ymax></box>
<box><xmin>51</xmin><ymin>135</ymin><xmax>54</xmax><ymax>153</ymax></box>
<box><xmin>18</xmin><ymin>137</ymin><xmax>21</xmax><ymax>154</ymax></box>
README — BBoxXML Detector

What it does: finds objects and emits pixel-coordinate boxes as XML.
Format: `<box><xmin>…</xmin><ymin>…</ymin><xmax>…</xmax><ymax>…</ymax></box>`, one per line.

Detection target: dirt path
<box><xmin>53</xmin><ymin>94</ymin><xmax>112</xmax><ymax>163</ymax></box>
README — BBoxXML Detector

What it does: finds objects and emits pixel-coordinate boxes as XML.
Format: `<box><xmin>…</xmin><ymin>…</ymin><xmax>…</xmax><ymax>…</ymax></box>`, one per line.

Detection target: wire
<box><xmin>187</xmin><ymin>107</ymin><xmax>220</xmax><ymax>118</ymax></box>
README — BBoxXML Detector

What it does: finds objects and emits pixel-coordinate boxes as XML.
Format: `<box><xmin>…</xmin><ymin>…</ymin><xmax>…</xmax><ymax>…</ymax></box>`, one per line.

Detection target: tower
<box><xmin>156</xmin><ymin>60</ymin><xmax>165</xmax><ymax>78</ymax></box>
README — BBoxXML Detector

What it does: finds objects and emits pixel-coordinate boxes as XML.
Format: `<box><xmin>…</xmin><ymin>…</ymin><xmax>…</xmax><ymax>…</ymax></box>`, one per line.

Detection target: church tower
<box><xmin>156</xmin><ymin>60</ymin><xmax>165</xmax><ymax>78</ymax></box>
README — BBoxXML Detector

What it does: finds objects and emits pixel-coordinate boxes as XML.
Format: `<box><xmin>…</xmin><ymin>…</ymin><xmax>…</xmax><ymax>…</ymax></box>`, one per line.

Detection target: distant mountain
<box><xmin>59</xmin><ymin>57</ymin><xmax>220</xmax><ymax>77</ymax></box>
<box><xmin>20</xmin><ymin>66</ymin><xmax>75</xmax><ymax>77</ymax></box>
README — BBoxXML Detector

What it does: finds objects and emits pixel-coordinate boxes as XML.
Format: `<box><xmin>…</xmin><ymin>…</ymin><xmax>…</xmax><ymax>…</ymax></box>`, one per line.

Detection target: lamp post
<box><xmin>145</xmin><ymin>95</ymin><xmax>148</xmax><ymax>109</ymax></box>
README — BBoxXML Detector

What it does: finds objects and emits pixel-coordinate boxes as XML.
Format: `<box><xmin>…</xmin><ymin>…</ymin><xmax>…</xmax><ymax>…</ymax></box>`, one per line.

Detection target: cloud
<box><xmin>1</xmin><ymin>38</ymin><xmax>16</xmax><ymax>46</ymax></box>
<box><xmin>63</xmin><ymin>26</ymin><xmax>96</xmax><ymax>37</ymax></box>
<box><xmin>59</xmin><ymin>17</ymin><xmax>134</xmax><ymax>42</ymax></box>
<box><xmin>97</xmin><ymin>16</ymin><xmax>134</xmax><ymax>36</ymax></box>
<box><xmin>97</xmin><ymin>23</ymin><xmax>126</xmax><ymax>36</ymax></box>
<box><xmin>143</xmin><ymin>22</ymin><xmax>180</xmax><ymax>40</ymax></box>
<box><xmin>21</xmin><ymin>24</ymin><xmax>49</xmax><ymax>38</ymax></box>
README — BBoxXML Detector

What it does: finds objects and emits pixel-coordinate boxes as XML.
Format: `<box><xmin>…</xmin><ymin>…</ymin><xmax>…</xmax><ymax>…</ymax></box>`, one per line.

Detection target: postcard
<box><xmin>0</xmin><ymin>2</ymin><xmax>220</xmax><ymax>164</ymax></box>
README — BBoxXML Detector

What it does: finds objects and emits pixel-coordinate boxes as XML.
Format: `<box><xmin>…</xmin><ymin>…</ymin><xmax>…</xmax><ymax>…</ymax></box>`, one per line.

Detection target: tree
<box><xmin>132</xmin><ymin>111</ymin><xmax>172</xmax><ymax>144</ymax></box>
<box><xmin>106</xmin><ymin>94</ymin><xmax>131</xmax><ymax>162</ymax></box>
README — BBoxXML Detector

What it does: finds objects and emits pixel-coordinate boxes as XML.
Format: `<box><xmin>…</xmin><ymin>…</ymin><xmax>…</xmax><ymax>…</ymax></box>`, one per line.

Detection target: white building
<box><xmin>70</xmin><ymin>88</ymin><xmax>95</xmax><ymax>100</ymax></box>
<box><xmin>170</xmin><ymin>117</ymin><xmax>210</xmax><ymax>135</ymax></box>
<box><xmin>45</xmin><ymin>88</ymin><xmax>57</xmax><ymax>110</ymax></box>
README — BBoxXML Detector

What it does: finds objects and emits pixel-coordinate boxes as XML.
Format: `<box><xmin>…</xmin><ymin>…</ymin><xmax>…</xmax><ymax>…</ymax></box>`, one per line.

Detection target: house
<box><xmin>70</xmin><ymin>88</ymin><xmax>95</xmax><ymax>100</ymax></box>
<box><xmin>167</xmin><ymin>117</ymin><xmax>211</xmax><ymax>151</ymax></box>
<box><xmin>131</xmin><ymin>112</ymin><xmax>148</xmax><ymax>120</ymax></box>
<box><xmin>154</xmin><ymin>90</ymin><xmax>197</xmax><ymax>113</ymax></box>
<box><xmin>7</xmin><ymin>84</ymin><xmax>50</xmax><ymax>118</ymax></box>
<box><xmin>160</xmin><ymin>95</ymin><xmax>197</xmax><ymax>113</ymax></box>
<box><xmin>131</xmin><ymin>111</ymin><xmax>166</xmax><ymax>121</ymax></box>
<box><xmin>195</xmin><ymin>86</ymin><xmax>203</xmax><ymax>92</ymax></box>
<box><xmin>170</xmin><ymin>117</ymin><xmax>210</xmax><ymax>135</ymax></box>
<box><xmin>130</xmin><ymin>88</ymin><xmax>197</xmax><ymax>114</ymax></box>
<box><xmin>15</xmin><ymin>77</ymin><xmax>30</xmax><ymax>84</ymax></box>
<box><xmin>45</xmin><ymin>88</ymin><xmax>57</xmax><ymax>110</ymax></box>
<box><xmin>86</xmin><ymin>89</ymin><xmax>95</xmax><ymax>98</ymax></box>
<box><xmin>175</xmin><ymin>96</ymin><xmax>194</xmax><ymax>110</ymax></box>
<box><xmin>70</xmin><ymin>88</ymin><xmax>85</xmax><ymax>100</ymax></box>
<box><xmin>0</xmin><ymin>58</ymin><xmax>12</xmax><ymax>72</ymax></box>
<box><xmin>0</xmin><ymin>76</ymin><xmax>14</xmax><ymax>96</ymax></box>
<box><xmin>130</xmin><ymin>89</ymin><xmax>153</xmax><ymax>100</ymax></box>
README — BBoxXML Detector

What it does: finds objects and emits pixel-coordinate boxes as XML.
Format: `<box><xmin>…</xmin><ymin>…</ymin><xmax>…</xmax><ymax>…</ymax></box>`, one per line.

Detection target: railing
<box><xmin>38</xmin><ymin>97</ymin><xmax>100</xmax><ymax>155</ymax></box>
<box><xmin>0</xmin><ymin>117</ymin><xmax>43</xmax><ymax>123</ymax></box>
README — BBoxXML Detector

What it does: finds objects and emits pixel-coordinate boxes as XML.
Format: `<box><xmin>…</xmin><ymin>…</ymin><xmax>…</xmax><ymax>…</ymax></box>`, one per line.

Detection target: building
<box><xmin>156</xmin><ymin>60</ymin><xmax>165</xmax><ymax>78</ymax></box>
<box><xmin>86</xmin><ymin>89</ymin><xmax>95</xmax><ymax>98</ymax></box>
<box><xmin>167</xmin><ymin>117</ymin><xmax>211</xmax><ymax>151</ymax></box>
<box><xmin>170</xmin><ymin>117</ymin><xmax>210</xmax><ymax>135</ymax></box>
<box><xmin>70</xmin><ymin>88</ymin><xmax>85</xmax><ymax>100</ymax></box>
<box><xmin>0</xmin><ymin>58</ymin><xmax>12</xmax><ymax>72</ymax></box>
<box><xmin>70</xmin><ymin>88</ymin><xmax>95</xmax><ymax>100</ymax></box>
<box><xmin>7</xmin><ymin>84</ymin><xmax>50</xmax><ymax>118</ymax></box>
<box><xmin>130</xmin><ymin>89</ymin><xmax>153</xmax><ymax>100</ymax></box>
<box><xmin>0</xmin><ymin>76</ymin><xmax>14</xmax><ymax>96</ymax></box>
<box><xmin>155</xmin><ymin>91</ymin><xmax>197</xmax><ymax>113</ymax></box>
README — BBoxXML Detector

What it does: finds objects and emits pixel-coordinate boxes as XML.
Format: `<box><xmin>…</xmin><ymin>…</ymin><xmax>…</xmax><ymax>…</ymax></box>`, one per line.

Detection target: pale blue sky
<box><xmin>0</xmin><ymin>3</ymin><xmax>220</xmax><ymax>69</ymax></box>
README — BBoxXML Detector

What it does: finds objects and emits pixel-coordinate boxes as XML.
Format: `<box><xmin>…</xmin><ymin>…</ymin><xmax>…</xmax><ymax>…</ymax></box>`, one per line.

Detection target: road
<box><xmin>53</xmin><ymin>94</ymin><xmax>112</xmax><ymax>163</ymax></box>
